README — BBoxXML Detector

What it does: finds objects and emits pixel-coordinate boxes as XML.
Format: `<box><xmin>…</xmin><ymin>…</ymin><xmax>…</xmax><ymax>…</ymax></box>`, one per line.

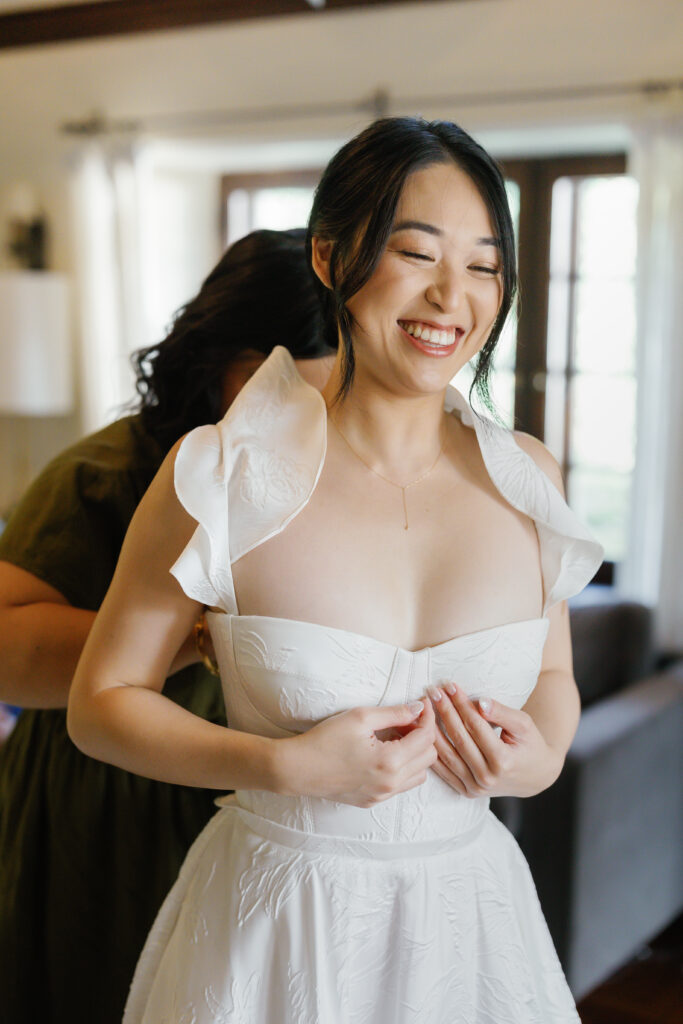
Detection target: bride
<box><xmin>68</xmin><ymin>116</ymin><xmax>602</xmax><ymax>1023</ymax></box>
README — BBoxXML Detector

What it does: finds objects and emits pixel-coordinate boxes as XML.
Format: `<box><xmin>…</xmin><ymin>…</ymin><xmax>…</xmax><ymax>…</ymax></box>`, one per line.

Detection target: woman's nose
<box><xmin>425</xmin><ymin>266</ymin><xmax>462</xmax><ymax>312</ymax></box>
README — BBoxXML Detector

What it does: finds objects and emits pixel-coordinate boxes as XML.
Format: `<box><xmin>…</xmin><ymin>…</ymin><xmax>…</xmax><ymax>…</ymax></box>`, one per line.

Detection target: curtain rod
<box><xmin>61</xmin><ymin>78</ymin><xmax>683</xmax><ymax>136</ymax></box>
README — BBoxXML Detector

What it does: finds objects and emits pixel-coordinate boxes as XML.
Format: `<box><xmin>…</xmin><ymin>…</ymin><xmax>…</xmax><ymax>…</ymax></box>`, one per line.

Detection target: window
<box><xmin>546</xmin><ymin>174</ymin><xmax>638</xmax><ymax>564</ymax></box>
<box><xmin>222</xmin><ymin>170</ymin><xmax>320</xmax><ymax>245</ymax></box>
<box><xmin>499</xmin><ymin>155</ymin><xmax>636</xmax><ymax>577</ymax></box>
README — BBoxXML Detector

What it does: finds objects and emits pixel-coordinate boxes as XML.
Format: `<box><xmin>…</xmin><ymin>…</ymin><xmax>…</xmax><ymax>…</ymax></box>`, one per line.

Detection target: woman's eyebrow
<box><xmin>391</xmin><ymin>219</ymin><xmax>442</xmax><ymax>236</ymax></box>
<box><xmin>391</xmin><ymin>220</ymin><xmax>501</xmax><ymax>248</ymax></box>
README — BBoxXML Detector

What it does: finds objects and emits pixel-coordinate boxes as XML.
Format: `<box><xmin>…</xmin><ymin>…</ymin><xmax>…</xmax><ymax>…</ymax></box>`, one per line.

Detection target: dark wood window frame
<box><xmin>500</xmin><ymin>153</ymin><xmax>628</xmax><ymax>584</ymax></box>
<box><xmin>500</xmin><ymin>153</ymin><xmax>627</xmax><ymax>439</ymax></box>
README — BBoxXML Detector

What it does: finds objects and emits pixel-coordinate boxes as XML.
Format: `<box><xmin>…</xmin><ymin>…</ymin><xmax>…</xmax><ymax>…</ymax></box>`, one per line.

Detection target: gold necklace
<box><xmin>329</xmin><ymin>417</ymin><xmax>444</xmax><ymax>531</ymax></box>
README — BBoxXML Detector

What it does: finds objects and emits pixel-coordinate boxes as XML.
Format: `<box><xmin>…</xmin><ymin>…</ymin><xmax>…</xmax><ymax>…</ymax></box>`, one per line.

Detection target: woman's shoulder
<box><xmin>511</xmin><ymin>431</ymin><xmax>565</xmax><ymax>497</ymax></box>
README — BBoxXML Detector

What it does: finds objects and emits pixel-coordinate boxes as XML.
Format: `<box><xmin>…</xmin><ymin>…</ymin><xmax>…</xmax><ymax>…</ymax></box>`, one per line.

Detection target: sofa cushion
<box><xmin>569</xmin><ymin>600</ymin><xmax>654</xmax><ymax>706</ymax></box>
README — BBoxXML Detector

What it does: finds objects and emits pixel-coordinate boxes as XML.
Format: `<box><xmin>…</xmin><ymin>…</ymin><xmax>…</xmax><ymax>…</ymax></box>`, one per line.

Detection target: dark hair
<box><xmin>132</xmin><ymin>228</ymin><xmax>330</xmax><ymax>453</ymax></box>
<box><xmin>306</xmin><ymin>117</ymin><xmax>517</xmax><ymax>410</ymax></box>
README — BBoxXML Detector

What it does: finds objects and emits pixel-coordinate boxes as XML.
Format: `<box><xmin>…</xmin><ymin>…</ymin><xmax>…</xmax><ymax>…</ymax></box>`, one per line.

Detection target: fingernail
<box><xmin>427</xmin><ymin>686</ymin><xmax>442</xmax><ymax>702</ymax></box>
<box><xmin>443</xmin><ymin>682</ymin><xmax>457</xmax><ymax>696</ymax></box>
<box><xmin>478</xmin><ymin>698</ymin><xmax>492</xmax><ymax>715</ymax></box>
<box><xmin>407</xmin><ymin>700</ymin><xmax>424</xmax><ymax>716</ymax></box>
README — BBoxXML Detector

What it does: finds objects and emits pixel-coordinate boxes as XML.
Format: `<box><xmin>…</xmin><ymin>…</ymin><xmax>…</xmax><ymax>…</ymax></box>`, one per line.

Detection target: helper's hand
<box><xmin>429</xmin><ymin>684</ymin><xmax>563</xmax><ymax>799</ymax></box>
<box><xmin>279</xmin><ymin>698</ymin><xmax>437</xmax><ymax>808</ymax></box>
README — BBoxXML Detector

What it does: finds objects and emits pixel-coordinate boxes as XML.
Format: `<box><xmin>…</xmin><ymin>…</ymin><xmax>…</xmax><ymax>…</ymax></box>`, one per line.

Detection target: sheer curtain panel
<box><xmin>620</xmin><ymin>117</ymin><xmax>683</xmax><ymax>652</ymax></box>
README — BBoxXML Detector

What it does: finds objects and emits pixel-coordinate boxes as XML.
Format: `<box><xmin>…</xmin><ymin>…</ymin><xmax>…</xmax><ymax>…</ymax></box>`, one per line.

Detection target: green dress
<box><xmin>0</xmin><ymin>415</ymin><xmax>226</xmax><ymax>1024</ymax></box>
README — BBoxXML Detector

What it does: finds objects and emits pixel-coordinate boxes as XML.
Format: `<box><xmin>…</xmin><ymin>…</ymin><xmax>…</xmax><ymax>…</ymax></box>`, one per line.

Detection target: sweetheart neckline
<box><xmin>210</xmin><ymin>611</ymin><xmax>550</xmax><ymax>657</ymax></box>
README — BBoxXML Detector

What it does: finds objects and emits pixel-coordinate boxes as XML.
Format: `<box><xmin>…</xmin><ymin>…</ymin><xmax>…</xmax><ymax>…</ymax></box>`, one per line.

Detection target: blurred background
<box><xmin>1</xmin><ymin>0</ymin><xmax>681</xmax><ymax>657</ymax></box>
<box><xmin>0</xmin><ymin>5</ymin><xmax>681</xmax><ymax>1012</ymax></box>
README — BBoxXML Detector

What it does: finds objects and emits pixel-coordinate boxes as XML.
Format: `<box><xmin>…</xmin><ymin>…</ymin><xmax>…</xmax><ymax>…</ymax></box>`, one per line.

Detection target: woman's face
<box><xmin>342</xmin><ymin>161</ymin><xmax>503</xmax><ymax>398</ymax></box>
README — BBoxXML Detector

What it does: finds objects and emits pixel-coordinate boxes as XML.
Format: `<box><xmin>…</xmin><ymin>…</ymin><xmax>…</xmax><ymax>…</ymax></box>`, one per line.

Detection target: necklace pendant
<box><xmin>330</xmin><ymin>415</ymin><xmax>443</xmax><ymax>533</ymax></box>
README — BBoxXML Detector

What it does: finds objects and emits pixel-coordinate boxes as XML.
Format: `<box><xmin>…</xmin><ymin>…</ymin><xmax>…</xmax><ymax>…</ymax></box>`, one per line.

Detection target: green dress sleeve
<box><xmin>0</xmin><ymin>417</ymin><xmax>156</xmax><ymax>611</ymax></box>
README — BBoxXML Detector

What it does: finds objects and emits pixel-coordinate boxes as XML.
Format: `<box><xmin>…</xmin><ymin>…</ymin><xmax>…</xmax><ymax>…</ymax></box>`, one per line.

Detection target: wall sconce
<box><xmin>4</xmin><ymin>181</ymin><xmax>46</xmax><ymax>271</ymax></box>
<box><xmin>0</xmin><ymin>271</ymin><xmax>73</xmax><ymax>415</ymax></box>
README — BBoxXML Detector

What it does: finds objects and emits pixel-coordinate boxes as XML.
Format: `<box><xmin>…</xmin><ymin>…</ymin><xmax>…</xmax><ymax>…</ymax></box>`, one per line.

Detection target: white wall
<box><xmin>0</xmin><ymin>0</ymin><xmax>681</xmax><ymax>509</ymax></box>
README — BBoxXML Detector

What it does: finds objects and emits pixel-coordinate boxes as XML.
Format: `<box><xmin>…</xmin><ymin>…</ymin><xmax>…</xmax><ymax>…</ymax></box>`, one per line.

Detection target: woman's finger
<box><xmin>433</xmin><ymin>718</ymin><xmax>479</xmax><ymax>793</ymax></box>
<box><xmin>476</xmin><ymin>696</ymin><xmax>531</xmax><ymax>739</ymax></box>
<box><xmin>391</xmin><ymin>698</ymin><xmax>436</xmax><ymax>756</ymax></box>
<box><xmin>429</xmin><ymin>686</ymin><xmax>491</xmax><ymax>787</ymax></box>
<box><xmin>439</xmin><ymin>685</ymin><xmax>508</xmax><ymax>775</ymax></box>
<box><xmin>363</xmin><ymin>699</ymin><xmax>430</xmax><ymax>734</ymax></box>
<box><xmin>430</xmin><ymin>759</ymin><xmax>469</xmax><ymax>797</ymax></box>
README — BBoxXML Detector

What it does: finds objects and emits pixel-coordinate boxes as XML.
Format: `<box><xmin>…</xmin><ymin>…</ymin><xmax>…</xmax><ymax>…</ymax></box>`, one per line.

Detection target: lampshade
<box><xmin>0</xmin><ymin>271</ymin><xmax>73</xmax><ymax>415</ymax></box>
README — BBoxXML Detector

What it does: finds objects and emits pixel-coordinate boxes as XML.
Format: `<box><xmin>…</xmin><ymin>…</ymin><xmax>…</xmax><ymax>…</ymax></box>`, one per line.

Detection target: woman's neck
<box><xmin>321</xmin><ymin>353</ymin><xmax>449</xmax><ymax>481</ymax></box>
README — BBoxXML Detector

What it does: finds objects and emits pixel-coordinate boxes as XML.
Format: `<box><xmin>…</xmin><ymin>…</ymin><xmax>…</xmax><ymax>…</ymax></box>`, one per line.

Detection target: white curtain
<box><xmin>69</xmin><ymin>141</ymin><xmax>223</xmax><ymax>436</ymax></box>
<box><xmin>69</xmin><ymin>139</ymin><xmax>147</xmax><ymax>434</ymax></box>
<box><xmin>619</xmin><ymin>116</ymin><xmax>683</xmax><ymax>652</ymax></box>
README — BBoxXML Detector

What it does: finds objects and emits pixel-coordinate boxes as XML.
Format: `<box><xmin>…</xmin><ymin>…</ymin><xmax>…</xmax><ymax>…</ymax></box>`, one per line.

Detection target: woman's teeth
<box><xmin>400</xmin><ymin>321</ymin><xmax>457</xmax><ymax>347</ymax></box>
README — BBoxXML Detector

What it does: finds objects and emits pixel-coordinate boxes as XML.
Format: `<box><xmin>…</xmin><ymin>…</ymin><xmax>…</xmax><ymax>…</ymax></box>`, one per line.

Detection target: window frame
<box><xmin>500</xmin><ymin>154</ymin><xmax>628</xmax><ymax>585</ymax></box>
<box><xmin>221</xmin><ymin>169</ymin><xmax>322</xmax><ymax>245</ymax></box>
<box><xmin>500</xmin><ymin>153</ymin><xmax>627</xmax><ymax>440</ymax></box>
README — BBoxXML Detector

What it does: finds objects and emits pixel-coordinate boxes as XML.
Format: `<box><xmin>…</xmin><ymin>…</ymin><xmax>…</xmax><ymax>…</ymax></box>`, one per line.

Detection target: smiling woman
<box><xmin>325</xmin><ymin>164</ymin><xmax>502</xmax><ymax>387</ymax></box>
<box><xmin>67</xmin><ymin>117</ymin><xmax>603</xmax><ymax>1024</ymax></box>
<box><xmin>306</xmin><ymin>117</ymin><xmax>518</xmax><ymax>411</ymax></box>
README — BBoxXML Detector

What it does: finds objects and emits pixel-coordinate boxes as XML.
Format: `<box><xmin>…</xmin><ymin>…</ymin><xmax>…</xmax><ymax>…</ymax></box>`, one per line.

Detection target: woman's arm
<box><xmin>0</xmin><ymin>563</ymin><xmax>95</xmax><ymax>708</ymax></box>
<box><xmin>0</xmin><ymin>562</ymin><xmax>203</xmax><ymax>709</ymax></box>
<box><xmin>67</xmin><ymin>440</ymin><xmax>269</xmax><ymax>788</ymax></box>
<box><xmin>518</xmin><ymin>597</ymin><xmax>580</xmax><ymax>760</ymax></box>
<box><xmin>67</xmin><ymin>443</ymin><xmax>437</xmax><ymax>804</ymax></box>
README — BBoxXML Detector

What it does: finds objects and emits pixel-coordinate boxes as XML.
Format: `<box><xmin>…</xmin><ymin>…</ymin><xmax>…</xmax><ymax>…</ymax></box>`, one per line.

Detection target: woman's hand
<box><xmin>429</xmin><ymin>684</ymin><xmax>563</xmax><ymax>799</ymax></box>
<box><xmin>276</xmin><ymin>698</ymin><xmax>437</xmax><ymax>808</ymax></box>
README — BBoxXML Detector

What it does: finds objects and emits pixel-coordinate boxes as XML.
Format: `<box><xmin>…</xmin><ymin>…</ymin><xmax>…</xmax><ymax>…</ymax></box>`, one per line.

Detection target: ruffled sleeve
<box><xmin>445</xmin><ymin>387</ymin><xmax>604</xmax><ymax>614</ymax></box>
<box><xmin>170</xmin><ymin>346</ymin><xmax>327</xmax><ymax>614</ymax></box>
<box><xmin>170</xmin><ymin>422</ymin><xmax>236</xmax><ymax>612</ymax></box>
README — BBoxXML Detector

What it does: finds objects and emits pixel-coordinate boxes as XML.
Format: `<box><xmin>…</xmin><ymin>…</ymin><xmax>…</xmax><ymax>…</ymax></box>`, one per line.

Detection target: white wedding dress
<box><xmin>123</xmin><ymin>347</ymin><xmax>603</xmax><ymax>1024</ymax></box>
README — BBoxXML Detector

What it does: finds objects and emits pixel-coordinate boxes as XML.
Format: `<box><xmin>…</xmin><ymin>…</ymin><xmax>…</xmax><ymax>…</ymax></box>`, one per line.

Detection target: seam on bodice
<box><xmin>379</xmin><ymin>647</ymin><xmax>400</xmax><ymax>706</ymax></box>
<box><xmin>391</xmin><ymin>650</ymin><xmax>416</xmax><ymax>843</ymax></box>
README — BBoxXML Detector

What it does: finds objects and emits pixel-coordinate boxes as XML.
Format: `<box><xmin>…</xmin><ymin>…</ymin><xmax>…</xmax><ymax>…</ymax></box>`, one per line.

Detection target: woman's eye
<box><xmin>471</xmin><ymin>265</ymin><xmax>500</xmax><ymax>276</ymax></box>
<box><xmin>400</xmin><ymin>250</ymin><xmax>434</xmax><ymax>261</ymax></box>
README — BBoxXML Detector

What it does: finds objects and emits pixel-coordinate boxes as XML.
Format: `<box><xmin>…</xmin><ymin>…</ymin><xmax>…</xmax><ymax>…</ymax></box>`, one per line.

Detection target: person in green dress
<box><xmin>0</xmin><ymin>227</ymin><xmax>333</xmax><ymax>1024</ymax></box>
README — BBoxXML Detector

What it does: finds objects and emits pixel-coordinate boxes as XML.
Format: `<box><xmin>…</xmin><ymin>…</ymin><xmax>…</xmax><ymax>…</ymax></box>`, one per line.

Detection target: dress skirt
<box><xmin>123</xmin><ymin>799</ymin><xmax>580</xmax><ymax>1024</ymax></box>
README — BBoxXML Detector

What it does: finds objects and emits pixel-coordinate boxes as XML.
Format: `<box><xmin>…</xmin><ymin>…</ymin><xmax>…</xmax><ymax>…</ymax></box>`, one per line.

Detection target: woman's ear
<box><xmin>311</xmin><ymin>237</ymin><xmax>334</xmax><ymax>290</ymax></box>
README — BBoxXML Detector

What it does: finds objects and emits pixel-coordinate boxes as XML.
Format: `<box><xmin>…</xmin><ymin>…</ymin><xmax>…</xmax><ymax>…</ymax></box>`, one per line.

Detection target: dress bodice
<box><xmin>170</xmin><ymin>346</ymin><xmax>603</xmax><ymax>844</ymax></box>
<box><xmin>208</xmin><ymin>612</ymin><xmax>549</xmax><ymax>842</ymax></box>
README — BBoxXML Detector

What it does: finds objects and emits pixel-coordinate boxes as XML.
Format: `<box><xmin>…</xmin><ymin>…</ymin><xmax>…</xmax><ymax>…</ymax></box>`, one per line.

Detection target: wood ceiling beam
<box><xmin>0</xmin><ymin>0</ymin><xmax>458</xmax><ymax>50</ymax></box>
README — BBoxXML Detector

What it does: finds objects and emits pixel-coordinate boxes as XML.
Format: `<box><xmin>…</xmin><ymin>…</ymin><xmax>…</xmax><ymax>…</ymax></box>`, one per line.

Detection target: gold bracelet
<box><xmin>193</xmin><ymin>612</ymin><xmax>219</xmax><ymax>676</ymax></box>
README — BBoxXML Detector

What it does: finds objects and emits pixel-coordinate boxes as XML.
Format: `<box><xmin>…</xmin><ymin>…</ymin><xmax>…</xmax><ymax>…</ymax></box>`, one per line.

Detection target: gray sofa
<box><xmin>492</xmin><ymin>594</ymin><xmax>683</xmax><ymax>1000</ymax></box>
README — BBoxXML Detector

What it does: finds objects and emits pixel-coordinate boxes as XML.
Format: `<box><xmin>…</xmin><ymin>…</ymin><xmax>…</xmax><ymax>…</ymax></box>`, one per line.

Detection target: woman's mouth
<box><xmin>398</xmin><ymin>319</ymin><xmax>464</xmax><ymax>357</ymax></box>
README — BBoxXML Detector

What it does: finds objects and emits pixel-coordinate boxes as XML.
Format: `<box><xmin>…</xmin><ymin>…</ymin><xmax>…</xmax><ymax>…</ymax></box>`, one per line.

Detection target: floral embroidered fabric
<box><xmin>124</xmin><ymin>347</ymin><xmax>603</xmax><ymax>1023</ymax></box>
